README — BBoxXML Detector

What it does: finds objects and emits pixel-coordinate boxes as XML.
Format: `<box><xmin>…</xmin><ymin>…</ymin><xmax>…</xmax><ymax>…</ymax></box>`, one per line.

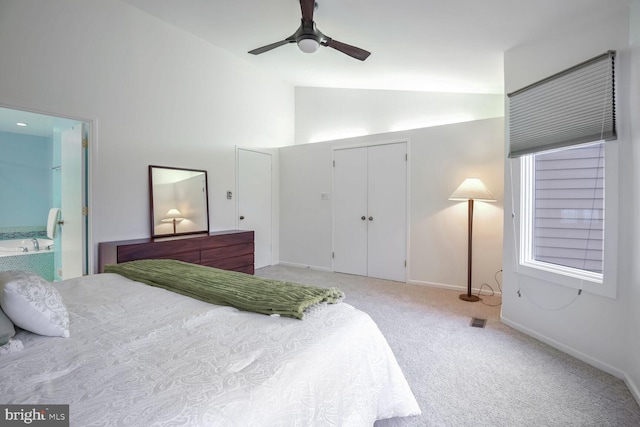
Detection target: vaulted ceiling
<box><xmin>122</xmin><ymin>0</ymin><xmax>631</xmax><ymax>94</ymax></box>
<box><xmin>1</xmin><ymin>0</ymin><xmax>631</xmax><ymax>136</ymax></box>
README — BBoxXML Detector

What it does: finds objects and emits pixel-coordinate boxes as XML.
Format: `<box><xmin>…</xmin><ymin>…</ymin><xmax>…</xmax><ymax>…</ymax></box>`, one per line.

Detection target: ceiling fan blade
<box><xmin>324</xmin><ymin>39</ymin><xmax>371</xmax><ymax>61</ymax></box>
<box><xmin>248</xmin><ymin>38</ymin><xmax>295</xmax><ymax>55</ymax></box>
<box><xmin>300</xmin><ymin>0</ymin><xmax>315</xmax><ymax>22</ymax></box>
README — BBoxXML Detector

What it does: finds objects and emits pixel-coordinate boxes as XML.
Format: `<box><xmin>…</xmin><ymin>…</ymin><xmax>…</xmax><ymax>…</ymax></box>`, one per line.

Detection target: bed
<box><xmin>0</xmin><ymin>262</ymin><xmax>420</xmax><ymax>426</ymax></box>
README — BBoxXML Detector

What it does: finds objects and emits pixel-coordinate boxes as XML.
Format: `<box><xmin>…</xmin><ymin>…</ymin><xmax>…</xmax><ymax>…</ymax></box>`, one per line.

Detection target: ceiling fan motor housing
<box><xmin>297</xmin><ymin>34</ymin><xmax>320</xmax><ymax>53</ymax></box>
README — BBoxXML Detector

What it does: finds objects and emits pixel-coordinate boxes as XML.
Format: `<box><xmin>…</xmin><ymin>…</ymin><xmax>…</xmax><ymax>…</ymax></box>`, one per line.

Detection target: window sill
<box><xmin>517</xmin><ymin>260</ymin><xmax>616</xmax><ymax>299</ymax></box>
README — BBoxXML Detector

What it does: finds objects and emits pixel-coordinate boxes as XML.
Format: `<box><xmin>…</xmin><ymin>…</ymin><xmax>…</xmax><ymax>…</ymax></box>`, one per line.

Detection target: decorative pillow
<box><xmin>0</xmin><ymin>270</ymin><xmax>69</xmax><ymax>338</ymax></box>
<box><xmin>0</xmin><ymin>338</ymin><xmax>24</xmax><ymax>355</ymax></box>
<box><xmin>0</xmin><ymin>308</ymin><xmax>15</xmax><ymax>346</ymax></box>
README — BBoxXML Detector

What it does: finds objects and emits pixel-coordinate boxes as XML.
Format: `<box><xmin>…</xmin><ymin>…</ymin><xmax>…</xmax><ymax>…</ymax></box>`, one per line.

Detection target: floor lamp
<box><xmin>449</xmin><ymin>178</ymin><xmax>496</xmax><ymax>302</ymax></box>
<box><xmin>161</xmin><ymin>208</ymin><xmax>185</xmax><ymax>234</ymax></box>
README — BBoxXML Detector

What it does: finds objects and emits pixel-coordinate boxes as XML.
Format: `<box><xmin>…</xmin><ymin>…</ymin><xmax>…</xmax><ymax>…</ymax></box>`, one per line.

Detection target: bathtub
<box><xmin>0</xmin><ymin>239</ymin><xmax>55</xmax><ymax>281</ymax></box>
<box><xmin>0</xmin><ymin>238</ymin><xmax>54</xmax><ymax>256</ymax></box>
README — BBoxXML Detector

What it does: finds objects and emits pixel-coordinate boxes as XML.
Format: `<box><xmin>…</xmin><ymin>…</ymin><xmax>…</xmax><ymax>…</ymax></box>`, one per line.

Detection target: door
<box><xmin>60</xmin><ymin>124</ymin><xmax>85</xmax><ymax>279</ymax></box>
<box><xmin>367</xmin><ymin>143</ymin><xmax>407</xmax><ymax>281</ymax></box>
<box><xmin>238</xmin><ymin>149</ymin><xmax>272</xmax><ymax>269</ymax></box>
<box><xmin>333</xmin><ymin>143</ymin><xmax>407</xmax><ymax>282</ymax></box>
<box><xmin>333</xmin><ymin>148</ymin><xmax>368</xmax><ymax>276</ymax></box>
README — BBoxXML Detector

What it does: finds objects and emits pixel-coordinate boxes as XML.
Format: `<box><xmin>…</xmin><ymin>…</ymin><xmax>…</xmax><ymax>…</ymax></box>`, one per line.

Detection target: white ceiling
<box><xmin>0</xmin><ymin>107</ymin><xmax>56</xmax><ymax>137</ymax></box>
<box><xmin>0</xmin><ymin>107</ymin><xmax>82</xmax><ymax>138</ymax></box>
<box><xmin>122</xmin><ymin>0</ymin><xmax>631</xmax><ymax>94</ymax></box>
<box><xmin>1</xmin><ymin>0</ymin><xmax>630</xmax><ymax>136</ymax></box>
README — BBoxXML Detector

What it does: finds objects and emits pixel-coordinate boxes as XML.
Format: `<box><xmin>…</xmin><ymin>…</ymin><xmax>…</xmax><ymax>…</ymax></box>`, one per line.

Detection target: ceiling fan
<box><xmin>248</xmin><ymin>0</ymin><xmax>371</xmax><ymax>61</ymax></box>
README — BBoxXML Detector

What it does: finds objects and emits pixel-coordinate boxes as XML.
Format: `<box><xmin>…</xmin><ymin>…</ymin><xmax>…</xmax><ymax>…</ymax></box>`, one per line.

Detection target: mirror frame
<box><xmin>149</xmin><ymin>165</ymin><xmax>210</xmax><ymax>238</ymax></box>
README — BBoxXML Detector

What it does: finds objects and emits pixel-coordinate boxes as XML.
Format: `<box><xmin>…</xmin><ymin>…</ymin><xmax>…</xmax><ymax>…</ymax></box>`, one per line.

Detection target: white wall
<box><xmin>0</xmin><ymin>0</ymin><xmax>294</xmax><ymax>271</ymax></box>
<box><xmin>628</xmin><ymin>0</ymin><xmax>640</xmax><ymax>401</ymax></box>
<box><xmin>502</xmin><ymin>5</ymin><xmax>637</xmax><ymax>394</ymax></box>
<box><xmin>295</xmin><ymin>87</ymin><xmax>503</xmax><ymax>144</ymax></box>
<box><xmin>280</xmin><ymin>118</ymin><xmax>504</xmax><ymax>295</ymax></box>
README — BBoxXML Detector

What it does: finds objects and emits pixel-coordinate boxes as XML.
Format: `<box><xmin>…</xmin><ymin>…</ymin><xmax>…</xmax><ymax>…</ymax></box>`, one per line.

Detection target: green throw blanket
<box><xmin>105</xmin><ymin>259</ymin><xmax>344</xmax><ymax>320</ymax></box>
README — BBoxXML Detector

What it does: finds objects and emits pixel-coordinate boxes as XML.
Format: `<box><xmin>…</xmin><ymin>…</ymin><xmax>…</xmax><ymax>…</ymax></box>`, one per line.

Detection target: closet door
<box><xmin>367</xmin><ymin>143</ymin><xmax>406</xmax><ymax>282</ymax></box>
<box><xmin>333</xmin><ymin>143</ymin><xmax>407</xmax><ymax>282</ymax></box>
<box><xmin>238</xmin><ymin>149</ymin><xmax>272</xmax><ymax>269</ymax></box>
<box><xmin>333</xmin><ymin>147</ymin><xmax>368</xmax><ymax>276</ymax></box>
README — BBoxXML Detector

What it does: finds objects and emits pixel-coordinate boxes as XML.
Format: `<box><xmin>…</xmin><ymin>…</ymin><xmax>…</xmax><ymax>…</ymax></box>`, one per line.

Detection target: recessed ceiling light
<box><xmin>16</xmin><ymin>122</ymin><xmax>28</xmax><ymax>127</ymax></box>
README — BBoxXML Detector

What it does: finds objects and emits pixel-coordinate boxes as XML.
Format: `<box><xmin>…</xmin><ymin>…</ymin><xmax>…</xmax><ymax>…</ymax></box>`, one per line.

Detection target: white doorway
<box><xmin>0</xmin><ymin>105</ymin><xmax>89</xmax><ymax>279</ymax></box>
<box><xmin>333</xmin><ymin>142</ymin><xmax>407</xmax><ymax>282</ymax></box>
<box><xmin>237</xmin><ymin>148</ymin><xmax>272</xmax><ymax>269</ymax></box>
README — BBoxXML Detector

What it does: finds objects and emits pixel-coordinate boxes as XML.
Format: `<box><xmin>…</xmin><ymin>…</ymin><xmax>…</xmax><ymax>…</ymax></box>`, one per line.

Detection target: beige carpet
<box><xmin>255</xmin><ymin>265</ymin><xmax>640</xmax><ymax>427</ymax></box>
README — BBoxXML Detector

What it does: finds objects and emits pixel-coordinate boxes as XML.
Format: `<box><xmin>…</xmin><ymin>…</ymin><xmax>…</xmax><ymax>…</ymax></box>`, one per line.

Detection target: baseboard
<box><xmin>271</xmin><ymin>266</ymin><xmax>501</xmax><ymax>295</ymax></box>
<box><xmin>271</xmin><ymin>261</ymin><xmax>333</xmax><ymax>272</ymax></box>
<box><xmin>408</xmin><ymin>279</ymin><xmax>502</xmax><ymax>296</ymax></box>
<box><xmin>624</xmin><ymin>372</ymin><xmax>640</xmax><ymax>407</ymax></box>
<box><xmin>501</xmin><ymin>315</ymin><xmax>627</xmax><ymax>381</ymax></box>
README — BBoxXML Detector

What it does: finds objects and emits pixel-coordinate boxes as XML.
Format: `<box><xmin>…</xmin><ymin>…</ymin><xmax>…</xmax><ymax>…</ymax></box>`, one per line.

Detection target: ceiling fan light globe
<box><xmin>298</xmin><ymin>38</ymin><xmax>320</xmax><ymax>53</ymax></box>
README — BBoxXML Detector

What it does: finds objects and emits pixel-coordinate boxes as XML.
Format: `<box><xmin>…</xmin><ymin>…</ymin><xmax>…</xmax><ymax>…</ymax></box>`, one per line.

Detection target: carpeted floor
<box><xmin>255</xmin><ymin>264</ymin><xmax>640</xmax><ymax>427</ymax></box>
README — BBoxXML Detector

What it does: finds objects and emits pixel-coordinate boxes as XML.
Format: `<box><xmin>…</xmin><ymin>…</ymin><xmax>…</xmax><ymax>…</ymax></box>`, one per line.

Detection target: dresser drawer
<box><xmin>200</xmin><ymin>232</ymin><xmax>253</xmax><ymax>250</ymax></box>
<box><xmin>117</xmin><ymin>239</ymin><xmax>201</xmax><ymax>263</ymax></box>
<box><xmin>201</xmin><ymin>254</ymin><xmax>254</xmax><ymax>274</ymax></box>
<box><xmin>201</xmin><ymin>242</ymin><xmax>253</xmax><ymax>263</ymax></box>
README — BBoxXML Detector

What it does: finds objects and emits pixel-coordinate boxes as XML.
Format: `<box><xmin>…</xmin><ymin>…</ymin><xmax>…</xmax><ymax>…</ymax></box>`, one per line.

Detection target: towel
<box><xmin>47</xmin><ymin>208</ymin><xmax>61</xmax><ymax>239</ymax></box>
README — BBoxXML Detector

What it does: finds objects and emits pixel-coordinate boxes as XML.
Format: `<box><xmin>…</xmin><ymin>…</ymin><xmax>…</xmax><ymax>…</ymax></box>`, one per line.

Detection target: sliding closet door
<box><xmin>367</xmin><ymin>143</ymin><xmax>406</xmax><ymax>282</ymax></box>
<box><xmin>333</xmin><ymin>147</ymin><xmax>368</xmax><ymax>276</ymax></box>
<box><xmin>333</xmin><ymin>142</ymin><xmax>407</xmax><ymax>282</ymax></box>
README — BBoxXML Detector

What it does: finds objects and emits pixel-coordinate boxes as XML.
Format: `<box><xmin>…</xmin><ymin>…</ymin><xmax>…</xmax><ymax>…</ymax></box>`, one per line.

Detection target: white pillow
<box><xmin>0</xmin><ymin>271</ymin><xmax>69</xmax><ymax>338</ymax></box>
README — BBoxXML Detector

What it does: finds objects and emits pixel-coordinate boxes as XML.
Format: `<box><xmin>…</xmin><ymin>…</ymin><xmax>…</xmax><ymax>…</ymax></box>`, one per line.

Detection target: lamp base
<box><xmin>459</xmin><ymin>294</ymin><xmax>480</xmax><ymax>302</ymax></box>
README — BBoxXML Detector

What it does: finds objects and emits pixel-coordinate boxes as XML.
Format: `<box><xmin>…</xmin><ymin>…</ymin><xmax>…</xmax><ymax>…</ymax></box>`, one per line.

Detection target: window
<box><xmin>520</xmin><ymin>142</ymin><xmax>604</xmax><ymax>283</ymax></box>
<box><xmin>508</xmin><ymin>51</ymin><xmax>617</xmax><ymax>296</ymax></box>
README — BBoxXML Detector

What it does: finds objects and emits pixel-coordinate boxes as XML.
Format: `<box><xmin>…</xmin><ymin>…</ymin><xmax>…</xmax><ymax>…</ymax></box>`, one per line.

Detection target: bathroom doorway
<box><xmin>0</xmin><ymin>105</ymin><xmax>89</xmax><ymax>280</ymax></box>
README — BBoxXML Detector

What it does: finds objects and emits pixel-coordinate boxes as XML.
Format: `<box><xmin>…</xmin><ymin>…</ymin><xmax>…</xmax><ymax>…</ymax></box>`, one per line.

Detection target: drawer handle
<box><xmin>239</xmin><ymin>216</ymin><xmax>245</xmax><ymax>220</ymax></box>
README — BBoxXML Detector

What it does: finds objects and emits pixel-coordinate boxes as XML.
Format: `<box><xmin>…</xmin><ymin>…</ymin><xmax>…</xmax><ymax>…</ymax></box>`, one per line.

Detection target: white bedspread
<box><xmin>0</xmin><ymin>273</ymin><xmax>420</xmax><ymax>426</ymax></box>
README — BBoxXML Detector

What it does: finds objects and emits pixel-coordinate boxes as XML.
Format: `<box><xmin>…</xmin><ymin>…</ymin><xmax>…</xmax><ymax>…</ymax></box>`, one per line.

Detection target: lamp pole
<box><xmin>460</xmin><ymin>199</ymin><xmax>480</xmax><ymax>302</ymax></box>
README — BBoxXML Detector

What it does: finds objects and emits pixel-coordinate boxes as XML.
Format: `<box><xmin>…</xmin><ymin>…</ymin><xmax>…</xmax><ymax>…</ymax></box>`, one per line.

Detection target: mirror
<box><xmin>149</xmin><ymin>165</ymin><xmax>210</xmax><ymax>238</ymax></box>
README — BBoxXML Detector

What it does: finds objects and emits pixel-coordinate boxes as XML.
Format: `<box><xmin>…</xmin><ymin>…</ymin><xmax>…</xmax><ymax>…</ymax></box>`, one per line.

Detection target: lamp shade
<box><xmin>449</xmin><ymin>178</ymin><xmax>496</xmax><ymax>202</ymax></box>
<box><xmin>162</xmin><ymin>208</ymin><xmax>184</xmax><ymax>222</ymax></box>
<box><xmin>165</xmin><ymin>208</ymin><xmax>183</xmax><ymax>218</ymax></box>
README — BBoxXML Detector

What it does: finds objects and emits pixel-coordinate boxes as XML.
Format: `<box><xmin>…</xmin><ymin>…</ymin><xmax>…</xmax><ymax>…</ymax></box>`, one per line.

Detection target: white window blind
<box><xmin>508</xmin><ymin>51</ymin><xmax>616</xmax><ymax>158</ymax></box>
<box><xmin>532</xmin><ymin>143</ymin><xmax>604</xmax><ymax>274</ymax></box>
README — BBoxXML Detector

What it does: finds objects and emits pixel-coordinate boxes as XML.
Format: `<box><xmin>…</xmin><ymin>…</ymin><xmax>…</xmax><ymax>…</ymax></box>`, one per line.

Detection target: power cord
<box><xmin>517</xmin><ymin>284</ymin><xmax>582</xmax><ymax>311</ymax></box>
<box><xmin>477</xmin><ymin>269</ymin><xmax>503</xmax><ymax>307</ymax></box>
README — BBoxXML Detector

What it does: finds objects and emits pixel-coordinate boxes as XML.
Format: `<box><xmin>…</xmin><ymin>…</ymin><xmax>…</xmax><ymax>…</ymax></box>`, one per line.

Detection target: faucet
<box><xmin>32</xmin><ymin>238</ymin><xmax>40</xmax><ymax>251</ymax></box>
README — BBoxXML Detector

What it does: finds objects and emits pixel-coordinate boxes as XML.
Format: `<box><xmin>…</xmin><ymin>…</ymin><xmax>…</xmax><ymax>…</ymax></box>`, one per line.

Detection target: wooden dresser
<box><xmin>98</xmin><ymin>230</ymin><xmax>254</xmax><ymax>274</ymax></box>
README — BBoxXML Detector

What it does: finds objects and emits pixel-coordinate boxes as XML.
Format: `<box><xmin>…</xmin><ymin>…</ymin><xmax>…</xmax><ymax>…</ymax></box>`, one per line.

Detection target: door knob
<box><xmin>361</xmin><ymin>216</ymin><xmax>366</xmax><ymax>220</ymax></box>
<box><xmin>239</xmin><ymin>216</ymin><xmax>245</xmax><ymax>220</ymax></box>
<box><xmin>368</xmin><ymin>216</ymin><xmax>374</xmax><ymax>221</ymax></box>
